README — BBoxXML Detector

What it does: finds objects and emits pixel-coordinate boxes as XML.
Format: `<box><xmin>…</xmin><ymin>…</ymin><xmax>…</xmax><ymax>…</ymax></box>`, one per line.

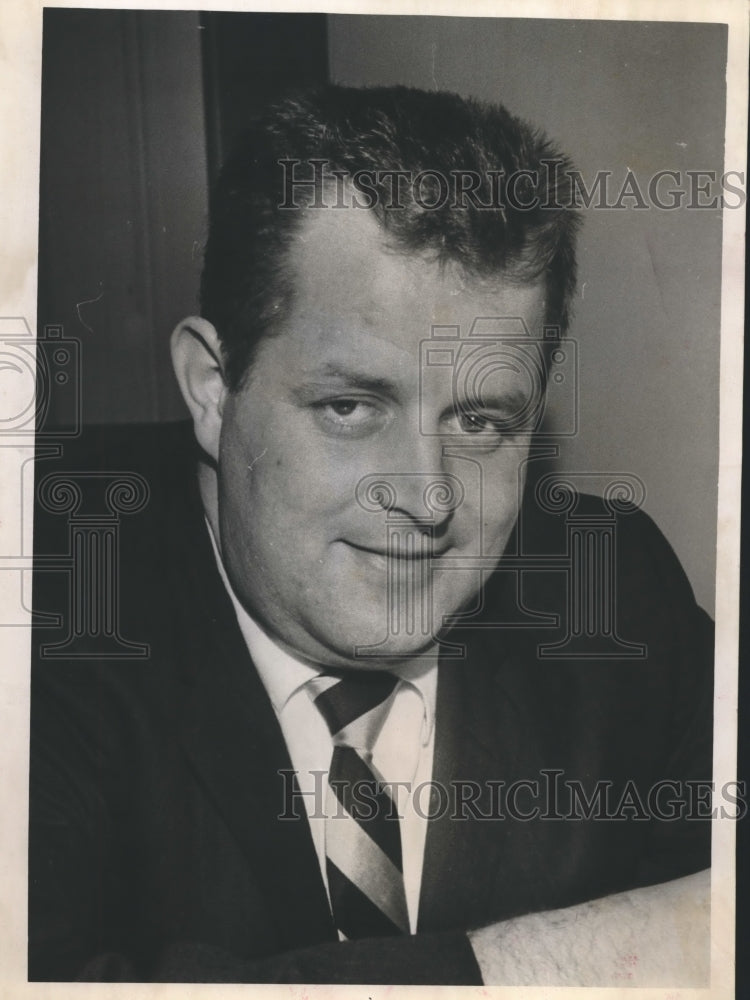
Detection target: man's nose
<box><xmin>355</xmin><ymin>433</ymin><xmax>464</xmax><ymax>526</ymax></box>
<box><xmin>356</xmin><ymin>471</ymin><xmax>464</xmax><ymax>528</ymax></box>
<box><xmin>357</xmin><ymin>426</ymin><xmax>460</xmax><ymax>524</ymax></box>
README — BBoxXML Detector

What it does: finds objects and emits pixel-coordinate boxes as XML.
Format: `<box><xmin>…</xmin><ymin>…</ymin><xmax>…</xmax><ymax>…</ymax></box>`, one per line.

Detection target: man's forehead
<box><xmin>287</xmin><ymin>200</ymin><xmax>417</xmax><ymax>290</ymax></box>
<box><xmin>284</xmin><ymin>203</ymin><xmax>547</xmax><ymax>333</ymax></box>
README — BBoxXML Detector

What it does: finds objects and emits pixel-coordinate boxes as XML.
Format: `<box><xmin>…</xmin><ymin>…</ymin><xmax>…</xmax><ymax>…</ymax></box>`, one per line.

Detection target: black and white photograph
<box><xmin>0</xmin><ymin>1</ymin><xmax>745</xmax><ymax>994</ymax></box>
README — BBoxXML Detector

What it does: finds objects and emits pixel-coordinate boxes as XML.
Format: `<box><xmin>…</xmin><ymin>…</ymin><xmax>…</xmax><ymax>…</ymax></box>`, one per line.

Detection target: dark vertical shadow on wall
<box><xmin>37</xmin><ymin>9</ymin><xmax>208</xmax><ymax>426</ymax></box>
<box><xmin>200</xmin><ymin>12</ymin><xmax>329</xmax><ymax>186</ymax></box>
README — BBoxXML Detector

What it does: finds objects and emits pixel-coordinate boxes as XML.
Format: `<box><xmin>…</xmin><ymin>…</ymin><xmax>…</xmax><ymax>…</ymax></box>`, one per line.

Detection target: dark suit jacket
<box><xmin>28</xmin><ymin>423</ymin><xmax>713</xmax><ymax>983</ymax></box>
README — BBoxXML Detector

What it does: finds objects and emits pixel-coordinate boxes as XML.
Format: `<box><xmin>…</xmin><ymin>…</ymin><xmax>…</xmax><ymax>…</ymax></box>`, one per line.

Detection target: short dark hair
<box><xmin>201</xmin><ymin>85</ymin><xmax>580</xmax><ymax>390</ymax></box>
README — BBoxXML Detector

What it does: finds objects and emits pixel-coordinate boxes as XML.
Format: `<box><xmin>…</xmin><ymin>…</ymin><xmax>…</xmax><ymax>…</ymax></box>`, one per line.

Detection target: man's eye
<box><xmin>455</xmin><ymin>410</ymin><xmax>502</xmax><ymax>435</ymax></box>
<box><xmin>313</xmin><ymin>398</ymin><xmax>386</xmax><ymax>437</ymax></box>
<box><xmin>328</xmin><ymin>400</ymin><xmax>360</xmax><ymax>418</ymax></box>
<box><xmin>458</xmin><ymin>411</ymin><xmax>490</xmax><ymax>433</ymax></box>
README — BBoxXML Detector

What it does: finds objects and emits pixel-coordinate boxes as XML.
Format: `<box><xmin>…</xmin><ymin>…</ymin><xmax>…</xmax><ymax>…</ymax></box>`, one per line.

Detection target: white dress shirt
<box><xmin>208</xmin><ymin>525</ymin><xmax>437</xmax><ymax>932</ymax></box>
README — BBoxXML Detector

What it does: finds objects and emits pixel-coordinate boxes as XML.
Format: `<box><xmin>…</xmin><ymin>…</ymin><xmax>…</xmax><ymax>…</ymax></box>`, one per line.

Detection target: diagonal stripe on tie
<box><xmin>327</xmin><ymin>860</ymin><xmax>407</xmax><ymax>939</ymax></box>
<box><xmin>329</xmin><ymin>745</ymin><xmax>402</xmax><ymax>870</ymax></box>
<box><xmin>325</xmin><ymin>794</ymin><xmax>409</xmax><ymax>932</ymax></box>
<box><xmin>314</xmin><ymin>672</ymin><xmax>399</xmax><ymax>736</ymax></box>
<box><xmin>308</xmin><ymin>671</ymin><xmax>410</xmax><ymax>939</ymax></box>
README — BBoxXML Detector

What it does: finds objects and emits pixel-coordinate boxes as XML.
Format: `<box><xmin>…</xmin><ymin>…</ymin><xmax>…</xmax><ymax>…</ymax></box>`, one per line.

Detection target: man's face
<box><xmin>216</xmin><ymin>206</ymin><xmax>546</xmax><ymax>668</ymax></box>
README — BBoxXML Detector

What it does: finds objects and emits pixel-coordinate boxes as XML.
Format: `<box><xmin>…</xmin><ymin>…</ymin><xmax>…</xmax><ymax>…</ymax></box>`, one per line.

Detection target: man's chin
<box><xmin>302</xmin><ymin>586</ymin><xmax>478</xmax><ymax>669</ymax></box>
<box><xmin>311</xmin><ymin>627</ymin><xmax>442</xmax><ymax>671</ymax></box>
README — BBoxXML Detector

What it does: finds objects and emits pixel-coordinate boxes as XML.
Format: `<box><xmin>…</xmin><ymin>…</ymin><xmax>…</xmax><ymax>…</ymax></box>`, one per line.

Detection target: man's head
<box><xmin>200</xmin><ymin>85</ymin><xmax>579</xmax><ymax>390</ymax></box>
<box><xmin>172</xmin><ymin>85</ymin><xmax>579</xmax><ymax>669</ymax></box>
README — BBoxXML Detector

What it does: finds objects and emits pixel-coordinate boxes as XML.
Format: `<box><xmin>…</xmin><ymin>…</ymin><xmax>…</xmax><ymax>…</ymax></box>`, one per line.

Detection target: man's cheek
<box><xmin>481</xmin><ymin>501</ymin><xmax>521</xmax><ymax>554</ymax></box>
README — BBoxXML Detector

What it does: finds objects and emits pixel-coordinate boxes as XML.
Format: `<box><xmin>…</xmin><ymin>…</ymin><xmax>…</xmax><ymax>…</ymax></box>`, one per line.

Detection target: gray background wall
<box><xmin>38</xmin><ymin>13</ymin><xmax>726</xmax><ymax>614</ymax></box>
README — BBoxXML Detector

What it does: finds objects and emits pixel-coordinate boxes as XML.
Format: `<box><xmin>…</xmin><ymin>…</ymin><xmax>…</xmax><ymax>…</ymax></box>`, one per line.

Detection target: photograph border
<box><xmin>2</xmin><ymin>1</ymin><xmax>746</xmax><ymax>997</ymax></box>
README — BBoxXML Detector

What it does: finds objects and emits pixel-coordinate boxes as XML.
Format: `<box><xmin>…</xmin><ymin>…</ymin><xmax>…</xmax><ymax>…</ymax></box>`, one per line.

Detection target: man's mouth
<box><xmin>342</xmin><ymin>539</ymin><xmax>450</xmax><ymax>561</ymax></box>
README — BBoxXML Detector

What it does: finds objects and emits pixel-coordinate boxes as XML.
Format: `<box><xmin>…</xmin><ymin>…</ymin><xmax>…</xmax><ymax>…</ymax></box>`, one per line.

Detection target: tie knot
<box><xmin>308</xmin><ymin>671</ymin><xmax>399</xmax><ymax>751</ymax></box>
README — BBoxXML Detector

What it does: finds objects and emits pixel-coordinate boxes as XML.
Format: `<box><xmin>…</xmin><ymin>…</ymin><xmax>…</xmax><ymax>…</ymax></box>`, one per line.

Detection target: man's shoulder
<box><xmin>35</xmin><ymin>420</ymin><xmax>197</xmax><ymax>478</ymax></box>
<box><xmin>34</xmin><ymin>419</ymin><xmax>200</xmax><ymax>543</ymax></box>
<box><xmin>514</xmin><ymin>484</ymin><xmax>698</xmax><ymax>600</ymax></box>
<box><xmin>479</xmin><ymin>484</ymin><xmax>712</xmax><ymax>680</ymax></box>
<box><xmin>32</xmin><ymin>420</ymin><xmax>223</xmax><ymax>673</ymax></box>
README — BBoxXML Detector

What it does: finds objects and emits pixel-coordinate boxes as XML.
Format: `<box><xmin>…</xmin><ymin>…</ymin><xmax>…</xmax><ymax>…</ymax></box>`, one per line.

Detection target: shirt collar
<box><xmin>206</xmin><ymin>519</ymin><xmax>437</xmax><ymax>744</ymax></box>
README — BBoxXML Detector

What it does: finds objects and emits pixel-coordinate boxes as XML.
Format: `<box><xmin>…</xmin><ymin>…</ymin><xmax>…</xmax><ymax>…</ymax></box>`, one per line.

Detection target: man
<box><xmin>29</xmin><ymin>86</ymin><xmax>713</xmax><ymax>984</ymax></box>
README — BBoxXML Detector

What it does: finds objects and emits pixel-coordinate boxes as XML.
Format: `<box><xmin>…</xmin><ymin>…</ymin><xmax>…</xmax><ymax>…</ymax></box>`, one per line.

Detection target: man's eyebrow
<box><xmin>452</xmin><ymin>387</ymin><xmax>531</xmax><ymax>413</ymax></box>
<box><xmin>292</xmin><ymin>363</ymin><xmax>401</xmax><ymax>398</ymax></box>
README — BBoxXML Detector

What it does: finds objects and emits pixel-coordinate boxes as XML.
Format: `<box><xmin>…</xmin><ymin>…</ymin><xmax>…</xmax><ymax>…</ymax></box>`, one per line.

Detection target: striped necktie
<box><xmin>308</xmin><ymin>671</ymin><xmax>410</xmax><ymax>939</ymax></box>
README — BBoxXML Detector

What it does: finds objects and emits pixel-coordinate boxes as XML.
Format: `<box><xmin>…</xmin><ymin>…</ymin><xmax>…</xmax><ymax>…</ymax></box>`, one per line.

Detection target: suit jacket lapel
<box><xmin>417</xmin><ymin>643</ymin><xmax>501</xmax><ymax>932</ymax></box>
<box><xmin>165</xmin><ymin>458</ymin><xmax>335</xmax><ymax>951</ymax></box>
<box><xmin>417</xmin><ymin>624</ymin><xmax>550</xmax><ymax>932</ymax></box>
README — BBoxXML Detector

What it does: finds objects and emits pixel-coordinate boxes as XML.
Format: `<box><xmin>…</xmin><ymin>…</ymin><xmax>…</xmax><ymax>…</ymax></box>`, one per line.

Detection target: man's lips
<box><xmin>342</xmin><ymin>540</ymin><xmax>450</xmax><ymax>560</ymax></box>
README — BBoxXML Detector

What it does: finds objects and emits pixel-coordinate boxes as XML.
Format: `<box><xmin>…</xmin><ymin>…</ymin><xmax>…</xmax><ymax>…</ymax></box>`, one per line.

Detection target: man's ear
<box><xmin>170</xmin><ymin>317</ymin><xmax>227</xmax><ymax>462</ymax></box>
